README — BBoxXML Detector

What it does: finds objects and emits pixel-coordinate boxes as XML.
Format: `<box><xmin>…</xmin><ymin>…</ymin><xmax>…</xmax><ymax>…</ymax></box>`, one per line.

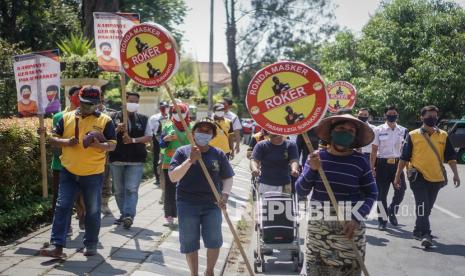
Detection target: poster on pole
<box><xmin>246</xmin><ymin>61</ymin><xmax>328</xmax><ymax>135</ymax></box>
<box><xmin>94</xmin><ymin>12</ymin><xmax>140</xmax><ymax>72</ymax></box>
<box><xmin>327</xmin><ymin>80</ymin><xmax>357</xmax><ymax>114</ymax></box>
<box><xmin>13</xmin><ymin>50</ymin><xmax>61</xmax><ymax>117</ymax></box>
<box><xmin>120</xmin><ymin>22</ymin><xmax>179</xmax><ymax>87</ymax></box>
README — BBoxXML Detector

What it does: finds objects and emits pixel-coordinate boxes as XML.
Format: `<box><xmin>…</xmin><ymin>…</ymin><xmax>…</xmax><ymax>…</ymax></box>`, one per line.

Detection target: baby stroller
<box><xmin>253</xmin><ymin>188</ymin><xmax>303</xmax><ymax>273</ymax></box>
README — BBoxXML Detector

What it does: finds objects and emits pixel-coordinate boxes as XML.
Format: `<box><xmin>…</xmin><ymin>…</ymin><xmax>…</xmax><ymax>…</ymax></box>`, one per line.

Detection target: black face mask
<box><xmin>358</xmin><ymin>116</ymin><xmax>369</xmax><ymax>122</ymax></box>
<box><xmin>386</xmin><ymin>114</ymin><xmax>398</xmax><ymax>123</ymax></box>
<box><xmin>423</xmin><ymin>117</ymin><xmax>438</xmax><ymax>127</ymax></box>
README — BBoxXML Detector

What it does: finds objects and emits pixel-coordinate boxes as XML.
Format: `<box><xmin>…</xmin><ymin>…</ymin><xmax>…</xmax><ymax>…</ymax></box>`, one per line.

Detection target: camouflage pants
<box><xmin>306</xmin><ymin>219</ymin><xmax>366</xmax><ymax>276</ymax></box>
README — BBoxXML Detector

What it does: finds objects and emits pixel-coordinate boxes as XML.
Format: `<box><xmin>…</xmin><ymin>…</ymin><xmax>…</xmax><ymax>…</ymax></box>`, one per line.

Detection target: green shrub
<box><xmin>0</xmin><ymin>118</ymin><xmax>53</xmax><ymax>209</ymax></box>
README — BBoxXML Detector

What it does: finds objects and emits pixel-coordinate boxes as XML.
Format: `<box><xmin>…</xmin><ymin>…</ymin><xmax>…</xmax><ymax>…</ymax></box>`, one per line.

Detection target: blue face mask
<box><xmin>194</xmin><ymin>132</ymin><xmax>213</xmax><ymax>146</ymax></box>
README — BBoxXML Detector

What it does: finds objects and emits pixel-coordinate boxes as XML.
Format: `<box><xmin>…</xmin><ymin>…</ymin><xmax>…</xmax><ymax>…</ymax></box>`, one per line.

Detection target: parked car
<box><xmin>439</xmin><ymin>119</ymin><xmax>465</xmax><ymax>164</ymax></box>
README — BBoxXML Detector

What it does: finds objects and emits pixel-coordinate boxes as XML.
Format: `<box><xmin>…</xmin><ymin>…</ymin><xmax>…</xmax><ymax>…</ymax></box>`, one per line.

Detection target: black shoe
<box><xmin>388</xmin><ymin>213</ymin><xmax>398</xmax><ymax>226</ymax></box>
<box><xmin>378</xmin><ymin>223</ymin><xmax>387</xmax><ymax>231</ymax></box>
<box><xmin>421</xmin><ymin>234</ymin><xmax>433</xmax><ymax>248</ymax></box>
<box><xmin>123</xmin><ymin>217</ymin><xmax>133</xmax><ymax>229</ymax></box>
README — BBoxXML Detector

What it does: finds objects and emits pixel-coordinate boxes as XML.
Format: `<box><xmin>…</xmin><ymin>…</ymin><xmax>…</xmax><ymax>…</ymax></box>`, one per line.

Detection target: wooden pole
<box><xmin>164</xmin><ymin>84</ymin><xmax>254</xmax><ymax>276</ymax></box>
<box><xmin>120</xmin><ymin>72</ymin><xmax>128</xmax><ymax>129</ymax></box>
<box><xmin>302</xmin><ymin>133</ymin><xmax>369</xmax><ymax>276</ymax></box>
<box><xmin>39</xmin><ymin>114</ymin><xmax>48</xmax><ymax>198</ymax></box>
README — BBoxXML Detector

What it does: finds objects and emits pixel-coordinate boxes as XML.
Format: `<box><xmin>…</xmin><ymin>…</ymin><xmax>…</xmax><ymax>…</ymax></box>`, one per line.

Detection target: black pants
<box><xmin>163</xmin><ymin>169</ymin><xmax>177</xmax><ymax>218</ymax></box>
<box><xmin>376</xmin><ymin>159</ymin><xmax>406</xmax><ymax>223</ymax></box>
<box><xmin>152</xmin><ymin>137</ymin><xmax>161</xmax><ymax>180</ymax></box>
<box><xmin>410</xmin><ymin>173</ymin><xmax>441</xmax><ymax>236</ymax></box>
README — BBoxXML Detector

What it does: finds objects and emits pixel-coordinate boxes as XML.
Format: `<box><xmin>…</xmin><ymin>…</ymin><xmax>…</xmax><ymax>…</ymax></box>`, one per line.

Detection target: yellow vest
<box><xmin>409</xmin><ymin>128</ymin><xmax>448</xmax><ymax>182</ymax></box>
<box><xmin>209</xmin><ymin>118</ymin><xmax>232</xmax><ymax>154</ymax></box>
<box><xmin>59</xmin><ymin>111</ymin><xmax>116</xmax><ymax>176</ymax></box>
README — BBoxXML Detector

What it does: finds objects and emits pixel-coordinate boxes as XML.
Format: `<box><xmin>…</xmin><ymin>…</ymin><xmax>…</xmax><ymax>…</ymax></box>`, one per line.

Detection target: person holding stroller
<box><xmin>251</xmin><ymin>133</ymin><xmax>300</xmax><ymax>195</ymax></box>
<box><xmin>295</xmin><ymin>114</ymin><xmax>378</xmax><ymax>275</ymax></box>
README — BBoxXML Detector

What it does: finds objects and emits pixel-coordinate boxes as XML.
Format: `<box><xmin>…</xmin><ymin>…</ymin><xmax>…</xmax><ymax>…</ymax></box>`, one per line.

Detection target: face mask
<box><xmin>214</xmin><ymin>111</ymin><xmax>224</xmax><ymax>117</ymax></box>
<box><xmin>70</xmin><ymin>93</ymin><xmax>80</xmax><ymax>107</ymax></box>
<box><xmin>423</xmin><ymin>117</ymin><xmax>438</xmax><ymax>127</ymax></box>
<box><xmin>103</xmin><ymin>50</ymin><xmax>112</xmax><ymax>56</ymax></box>
<box><xmin>358</xmin><ymin>116</ymin><xmax>368</xmax><ymax>122</ymax></box>
<box><xmin>386</xmin><ymin>114</ymin><xmax>398</xmax><ymax>123</ymax></box>
<box><xmin>22</xmin><ymin>93</ymin><xmax>31</xmax><ymax>100</ymax></box>
<box><xmin>331</xmin><ymin>130</ymin><xmax>355</xmax><ymax>148</ymax></box>
<box><xmin>194</xmin><ymin>132</ymin><xmax>212</xmax><ymax>146</ymax></box>
<box><xmin>80</xmin><ymin>103</ymin><xmax>97</xmax><ymax>115</ymax></box>
<box><xmin>126</xmin><ymin>102</ymin><xmax>139</xmax><ymax>112</ymax></box>
<box><xmin>173</xmin><ymin>113</ymin><xmax>186</xmax><ymax>121</ymax></box>
<box><xmin>47</xmin><ymin>94</ymin><xmax>55</xmax><ymax>101</ymax></box>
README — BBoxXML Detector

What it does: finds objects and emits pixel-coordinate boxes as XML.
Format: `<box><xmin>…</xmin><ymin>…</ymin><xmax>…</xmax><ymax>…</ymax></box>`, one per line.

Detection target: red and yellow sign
<box><xmin>327</xmin><ymin>80</ymin><xmax>356</xmax><ymax>114</ymax></box>
<box><xmin>246</xmin><ymin>61</ymin><xmax>328</xmax><ymax>135</ymax></box>
<box><xmin>120</xmin><ymin>23</ymin><xmax>178</xmax><ymax>87</ymax></box>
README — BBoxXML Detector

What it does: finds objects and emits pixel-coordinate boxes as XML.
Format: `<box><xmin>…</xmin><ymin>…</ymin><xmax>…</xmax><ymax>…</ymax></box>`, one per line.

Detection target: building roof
<box><xmin>196</xmin><ymin>62</ymin><xmax>231</xmax><ymax>86</ymax></box>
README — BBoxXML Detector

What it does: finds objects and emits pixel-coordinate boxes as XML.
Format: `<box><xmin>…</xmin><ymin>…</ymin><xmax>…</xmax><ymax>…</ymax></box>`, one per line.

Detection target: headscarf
<box><xmin>169</xmin><ymin>103</ymin><xmax>190</xmax><ymax>131</ymax></box>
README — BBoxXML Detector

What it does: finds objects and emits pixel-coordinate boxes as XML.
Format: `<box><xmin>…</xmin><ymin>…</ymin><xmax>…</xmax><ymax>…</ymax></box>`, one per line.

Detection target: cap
<box><xmin>79</xmin><ymin>87</ymin><xmax>101</xmax><ymax>105</ymax></box>
<box><xmin>213</xmin><ymin>103</ymin><xmax>225</xmax><ymax>111</ymax></box>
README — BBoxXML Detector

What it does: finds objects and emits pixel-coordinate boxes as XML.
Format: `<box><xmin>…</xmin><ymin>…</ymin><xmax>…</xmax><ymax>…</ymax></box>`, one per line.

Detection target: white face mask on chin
<box><xmin>173</xmin><ymin>113</ymin><xmax>186</xmax><ymax>121</ymax></box>
<box><xmin>126</xmin><ymin>102</ymin><xmax>139</xmax><ymax>112</ymax></box>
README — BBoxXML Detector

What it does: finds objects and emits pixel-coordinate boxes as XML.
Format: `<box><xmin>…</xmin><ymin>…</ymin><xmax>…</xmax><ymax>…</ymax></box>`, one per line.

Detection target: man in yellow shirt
<box><xmin>40</xmin><ymin>87</ymin><xmax>116</xmax><ymax>258</ymax></box>
<box><xmin>395</xmin><ymin>105</ymin><xmax>460</xmax><ymax>248</ymax></box>
<box><xmin>209</xmin><ymin>103</ymin><xmax>234</xmax><ymax>159</ymax></box>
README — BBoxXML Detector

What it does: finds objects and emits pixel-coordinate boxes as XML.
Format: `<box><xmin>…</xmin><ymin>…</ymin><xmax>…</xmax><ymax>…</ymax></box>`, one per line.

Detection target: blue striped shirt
<box><xmin>295</xmin><ymin>149</ymin><xmax>378</xmax><ymax>220</ymax></box>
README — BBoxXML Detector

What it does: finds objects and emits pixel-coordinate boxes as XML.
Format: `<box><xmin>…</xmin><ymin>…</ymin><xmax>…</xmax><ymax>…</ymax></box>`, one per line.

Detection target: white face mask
<box><xmin>173</xmin><ymin>113</ymin><xmax>186</xmax><ymax>121</ymax></box>
<box><xmin>214</xmin><ymin>111</ymin><xmax>225</xmax><ymax>118</ymax></box>
<box><xmin>126</xmin><ymin>102</ymin><xmax>139</xmax><ymax>112</ymax></box>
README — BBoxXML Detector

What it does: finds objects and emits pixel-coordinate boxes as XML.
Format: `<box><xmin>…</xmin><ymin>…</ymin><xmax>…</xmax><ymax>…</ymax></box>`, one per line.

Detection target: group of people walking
<box><xmin>36</xmin><ymin>85</ymin><xmax>461</xmax><ymax>276</ymax></box>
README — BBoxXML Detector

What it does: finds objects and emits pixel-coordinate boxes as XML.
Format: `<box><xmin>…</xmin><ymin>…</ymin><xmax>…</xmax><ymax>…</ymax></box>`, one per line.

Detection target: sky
<box><xmin>178</xmin><ymin>0</ymin><xmax>465</xmax><ymax>64</ymax></box>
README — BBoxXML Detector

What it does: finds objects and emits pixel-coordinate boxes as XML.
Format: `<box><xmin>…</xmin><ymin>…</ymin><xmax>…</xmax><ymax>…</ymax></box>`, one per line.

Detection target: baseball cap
<box><xmin>213</xmin><ymin>103</ymin><xmax>225</xmax><ymax>111</ymax></box>
<box><xmin>79</xmin><ymin>86</ymin><xmax>101</xmax><ymax>105</ymax></box>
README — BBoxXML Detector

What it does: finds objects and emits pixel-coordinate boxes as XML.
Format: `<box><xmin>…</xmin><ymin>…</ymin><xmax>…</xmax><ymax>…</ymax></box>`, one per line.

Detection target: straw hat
<box><xmin>315</xmin><ymin>114</ymin><xmax>375</xmax><ymax>148</ymax></box>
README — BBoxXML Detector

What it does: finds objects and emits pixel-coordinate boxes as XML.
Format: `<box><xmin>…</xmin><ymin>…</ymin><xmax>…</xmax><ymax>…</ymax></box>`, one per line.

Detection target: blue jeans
<box><xmin>177</xmin><ymin>201</ymin><xmax>223</xmax><ymax>254</ymax></box>
<box><xmin>51</xmin><ymin>168</ymin><xmax>103</xmax><ymax>248</ymax></box>
<box><xmin>110</xmin><ymin>163</ymin><xmax>144</xmax><ymax>219</ymax></box>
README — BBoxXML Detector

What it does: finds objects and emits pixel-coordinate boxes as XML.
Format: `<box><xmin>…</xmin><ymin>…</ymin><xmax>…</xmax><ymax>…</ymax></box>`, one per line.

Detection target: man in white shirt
<box><xmin>221</xmin><ymin>98</ymin><xmax>242</xmax><ymax>156</ymax></box>
<box><xmin>148</xmin><ymin>101</ymin><xmax>169</xmax><ymax>185</ymax></box>
<box><xmin>357</xmin><ymin>108</ymin><xmax>376</xmax><ymax>161</ymax></box>
<box><xmin>370</xmin><ymin>105</ymin><xmax>408</xmax><ymax>230</ymax></box>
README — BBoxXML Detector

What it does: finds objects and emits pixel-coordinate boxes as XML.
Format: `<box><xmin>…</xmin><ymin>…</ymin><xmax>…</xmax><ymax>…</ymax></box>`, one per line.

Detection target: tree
<box><xmin>82</xmin><ymin>0</ymin><xmax>119</xmax><ymax>39</ymax></box>
<box><xmin>319</xmin><ymin>0</ymin><xmax>465</xmax><ymax>122</ymax></box>
<box><xmin>226</xmin><ymin>0</ymin><xmax>338</xmax><ymax>100</ymax></box>
<box><xmin>0</xmin><ymin>0</ymin><xmax>81</xmax><ymax>51</ymax></box>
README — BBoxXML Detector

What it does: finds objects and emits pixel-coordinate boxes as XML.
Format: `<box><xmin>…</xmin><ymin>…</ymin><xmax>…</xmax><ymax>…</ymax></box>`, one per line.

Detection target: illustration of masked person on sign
<box><xmin>336</xmin><ymin>86</ymin><xmax>344</xmax><ymax>95</ymax></box>
<box><xmin>284</xmin><ymin>106</ymin><xmax>304</xmax><ymax>125</ymax></box>
<box><xmin>147</xmin><ymin>62</ymin><xmax>161</xmax><ymax>78</ymax></box>
<box><xmin>18</xmin><ymin>84</ymin><xmax>38</xmax><ymax>117</ymax></box>
<box><xmin>271</xmin><ymin>76</ymin><xmax>290</xmax><ymax>95</ymax></box>
<box><xmin>135</xmin><ymin>37</ymin><xmax>149</xmax><ymax>53</ymax></box>
<box><xmin>334</xmin><ymin>100</ymin><xmax>341</xmax><ymax>110</ymax></box>
<box><xmin>45</xmin><ymin>84</ymin><xmax>60</xmax><ymax>115</ymax></box>
<box><xmin>97</xmin><ymin>42</ymin><xmax>119</xmax><ymax>71</ymax></box>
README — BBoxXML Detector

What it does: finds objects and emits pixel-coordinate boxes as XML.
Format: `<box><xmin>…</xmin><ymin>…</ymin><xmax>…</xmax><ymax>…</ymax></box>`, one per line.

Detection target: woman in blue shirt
<box><xmin>168</xmin><ymin>118</ymin><xmax>234</xmax><ymax>276</ymax></box>
<box><xmin>295</xmin><ymin>114</ymin><xmax>378</xmax><ymax>276</ymax></box>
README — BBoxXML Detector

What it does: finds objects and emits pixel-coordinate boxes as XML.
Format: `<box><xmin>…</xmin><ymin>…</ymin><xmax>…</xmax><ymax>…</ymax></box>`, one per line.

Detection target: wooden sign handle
<box><xmin>302</xmin><ymin>133</ymin><xmax>369</xmax><ymax>276</ymax></box>
<box><xmin>39</xmin><ymin>114</ymin><xmax>48</xmax><ymax>198</ymax></box>
<box><xmin>164</xmin><ymin>84</ymin><xmax>254</xmax><ymax>276</ymax></box>
<box><xmin>120</xmin><ymin>73</ymin><xmax>129</xmax><ymax>132</ymax></box>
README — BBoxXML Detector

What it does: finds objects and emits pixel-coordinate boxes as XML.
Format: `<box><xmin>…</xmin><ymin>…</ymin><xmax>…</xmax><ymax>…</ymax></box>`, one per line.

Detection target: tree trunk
<box><xmin>0</xmin><ymin>0</ymin><xmax>19</xmax><ymax>43</ymax></box>
<box><xmin>82</xmin><ymin>0</ymin><xmax>119</xmax><ymax>40</ymax></box>
<box><xmin>225</xmin><ymin>0</ymin><xmax>240</xmax><ymax>99</ymax></box>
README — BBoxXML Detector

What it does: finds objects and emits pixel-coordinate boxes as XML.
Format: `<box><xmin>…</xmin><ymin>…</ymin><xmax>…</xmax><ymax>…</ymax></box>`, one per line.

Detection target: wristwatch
<box><xmin>132</xmin><ymin>138</ymin><xmax>136</xmax><ymax>144</ymax></box>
